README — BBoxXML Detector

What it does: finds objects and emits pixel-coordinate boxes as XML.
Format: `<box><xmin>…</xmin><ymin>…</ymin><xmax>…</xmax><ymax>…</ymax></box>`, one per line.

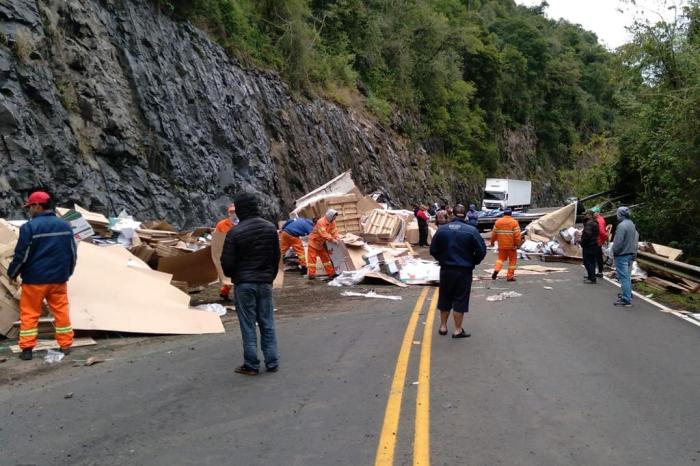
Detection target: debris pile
<box><xmin>630</xmin><ymin>243</ymin><xmax>700</xmax><ymax>295</ymax></box>
<box><xmin>0</xmin><ymin>209</ymin><xmax>225</xmax><ymax>342</ymax></box>
<box><xmin>288</xmin><ymin>172</ymin><xmax>442</xmax><ymax>287</ymax></box>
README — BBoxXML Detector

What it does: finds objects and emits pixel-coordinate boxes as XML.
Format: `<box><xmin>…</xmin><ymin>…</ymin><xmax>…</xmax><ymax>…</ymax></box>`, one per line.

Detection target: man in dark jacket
<box><xmin>221</xmin><ymin>192</ymin><xmax>281</xmax><ymax>375</ymax></box>
<box><xmin>612</xmin><ymin>206</ymin><xmax>638</xmax><ymax>307</ymax></box>
<box><xmin>430</xmin><ymin>204</ymin><xmax>487</xmax><ymax>338</ymax></box>
<box><xmin>467</xmin><ymin>204</ymin><xmax>479</xmax><ymax>226</ymax></box>
<box><xmin>8</xmin><ymin>191</ymin><xmax>77</xmax><ymax>360</ymax></box>
<box><xmin>580</xmin><ymin>210</ymin><xmax>600</xmax><ymax>284</ymax></box>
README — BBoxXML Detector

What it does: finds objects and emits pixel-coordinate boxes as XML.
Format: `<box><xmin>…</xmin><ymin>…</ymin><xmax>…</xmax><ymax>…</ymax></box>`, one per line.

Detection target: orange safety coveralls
<box><xmin>19</xmin><ymin>283</ymin><xmax>73</xmax><ymax>350</ymax></box>
<box><xmin>215</xmin><ymin>217</ymin><xmax>235</xmax><ymax>296</ymax></box>
<box><xmin>280</xmin><ymin>231</ymin><xmax>307</xmax><ymax>267</ymax></box>
<box><xmin>307</xmin><ymin>217</ymin><xmax>339</xmax><ymax>278</ymax></box>
<box><xmin>491</xmin><ymin>215</ymin><xmax>522</xmax><ymax>280</ymax></box>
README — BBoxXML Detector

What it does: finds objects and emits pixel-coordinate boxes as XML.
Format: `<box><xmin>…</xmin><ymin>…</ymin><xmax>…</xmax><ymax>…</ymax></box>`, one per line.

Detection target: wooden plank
<box><xmin>645</xmin><ymin>276</ymin><xmax>690</xmax><ymax>294</ymax></box>
<box><xmin>541</xmin><ymin>255</ymin><xmax>583</xmax><ymax>264</ymax></box>
<box><xmin>10</xmin><ymin>337</ymin><xmax>97</xmax><ymax>353</ymax></box>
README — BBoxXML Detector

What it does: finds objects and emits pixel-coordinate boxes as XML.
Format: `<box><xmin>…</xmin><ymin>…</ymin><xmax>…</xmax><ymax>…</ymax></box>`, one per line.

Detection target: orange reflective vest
<box><xmin>215</xmin><ymin>218</ymin><xmax>235</xmax><ymax>233</ymax></box>
<box><xmin>491</xmin><ymin>215</ymin><xmax>521</xmax><ymax>250</ymax></box>
<box><xmin>308</xmin><ymin>217</ymin><xmax>339</xmax><ymax>250</ymax></box>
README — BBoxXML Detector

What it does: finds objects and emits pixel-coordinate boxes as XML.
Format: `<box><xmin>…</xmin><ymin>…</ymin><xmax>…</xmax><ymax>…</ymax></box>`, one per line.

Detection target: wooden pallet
<box><xmin>363</xmin><ymin>210</ymin><xmax>401</xmax><ymax>239</ymax></box>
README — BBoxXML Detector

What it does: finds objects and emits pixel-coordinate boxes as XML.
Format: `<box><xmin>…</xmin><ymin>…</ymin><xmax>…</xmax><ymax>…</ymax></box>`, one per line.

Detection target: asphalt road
<box><xmin>1</xmin><ymin>255</ymin><xmax>698</xmax><ymax>466</ymax></box>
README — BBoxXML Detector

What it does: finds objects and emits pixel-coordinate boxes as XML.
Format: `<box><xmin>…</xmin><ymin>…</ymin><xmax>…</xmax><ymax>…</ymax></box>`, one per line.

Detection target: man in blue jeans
<box><xmin>612</xmin><ymin>206</ymin><xmax>638</xmax><ymax>307</ymax></box>
<box><xmin>221</xmin><ymin>192</ymin><xmax>281</xmax><ymax>375</ymax></box>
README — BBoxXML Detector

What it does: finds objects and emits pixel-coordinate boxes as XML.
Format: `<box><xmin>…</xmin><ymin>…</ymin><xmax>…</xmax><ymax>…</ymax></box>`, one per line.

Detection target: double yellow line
<box><xmin>375</xmin><ymin>287</ymin><xmax>439</xmax><ymax>466</ymax></box>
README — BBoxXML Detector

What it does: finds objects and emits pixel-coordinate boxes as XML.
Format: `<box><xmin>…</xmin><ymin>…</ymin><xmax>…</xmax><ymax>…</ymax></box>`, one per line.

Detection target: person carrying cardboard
<box><xmin>307</xmin><ymin>209</ymin><xmax>339</xmax><ymax>280</ymax></box>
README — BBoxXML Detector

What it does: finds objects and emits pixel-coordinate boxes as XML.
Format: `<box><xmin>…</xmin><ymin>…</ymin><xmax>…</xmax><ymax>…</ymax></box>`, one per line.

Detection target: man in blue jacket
<box><xmin>430</xmin><ymin>204</ymin><xmax>487</xmax><ymax>338</ymax></box>
<box><xmin>8</xmin><ymin>191</ymin><xmax>77</xmax><ymax>360</ymax></box>
<box><xmin>280</xmin><ymin>217</ymin><xmax>315</xmax><ymax>274</ymax></box>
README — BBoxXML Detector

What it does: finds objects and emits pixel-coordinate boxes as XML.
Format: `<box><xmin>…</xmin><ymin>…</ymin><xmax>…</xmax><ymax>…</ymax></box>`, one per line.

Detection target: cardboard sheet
<box><xmin>158</xmin><ymin>246</ymin><xmax>218</xmax><ymax>288</ymax></box>
<box><xmin>210</xmin><ymin>231</ymin><xmax>231</xmax><ymax>287</ymax></box>
<box><xmin>69</xmin><ymin>243</ymin><xmax>224</xmax><ymax>334</ymax></box>
<box><xmin>326</xmin><ymin>241</ymin><xmax>359</xmax><ymax>273</ymax></box>
<box><xmin>273</xmin><ymin>256</ymin><xmax>285</xmax><ymax>289</ymax></box>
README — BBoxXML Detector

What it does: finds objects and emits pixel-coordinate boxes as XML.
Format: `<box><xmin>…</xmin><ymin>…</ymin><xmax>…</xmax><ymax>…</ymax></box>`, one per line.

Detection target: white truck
<box><xmin>481</xmin><ymin>178</ymin><xmax>532</xmax><ymax>211</ymax></box>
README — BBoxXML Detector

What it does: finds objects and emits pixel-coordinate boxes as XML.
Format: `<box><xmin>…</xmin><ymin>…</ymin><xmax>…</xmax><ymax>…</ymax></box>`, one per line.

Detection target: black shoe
<box><xmin>583</xmin><ymin>278</ymin><xmax>597</xmax><ymax>284</ymax></box>
<box><xmin>595</xmin><ymin>273</ymin><xmax>604</xmax><ymax>278</ymax></box>
<box><xmin>59</xmin><ymin>347</ymin><xmax>72</xmax><ymax>355</ymax></box>
<box><xmin>491</xmin><ymin>270</ymin><xmax>499</xmax><ymax>280</ymax></box>
<box><xmin>613</xmin><ymin>299</ymin><xmax>632</xmax><ymax>307</ymax></box>
<box><xmin>266</xmin><ymin>365</ymin><xmax>279</xmax><ymax>373</ymax></box>
<box><xmin>299</xmin><ymin>266</ymin><xmax>308</xmax><ymax>275</ymax></box>
<box><xmin>19</xmin><ymin>348</ymin><xmax>33</xmax><ymax>361</ymax></box>
<box><xmin>234</xmin><ymin>365</ymin><xmax>259</xmax><ymax>376</ymax></box>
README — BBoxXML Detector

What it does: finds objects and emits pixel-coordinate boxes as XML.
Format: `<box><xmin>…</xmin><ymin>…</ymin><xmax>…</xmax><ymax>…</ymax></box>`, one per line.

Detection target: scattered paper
<box><xmin>44</xmin><ymin>349</ymin><xmax>65</xmax><ymax>364</ymax></box>
<box><xmin>195</xmin><ymin>303</ymin><xmax>228</xmax><ymax>316</ymax></box>
<box><xmin>486</xmin><ymin>291</ymin><xmax>523</xmax><ymax>302</ymax></box>
<box><xmin>340</xmin><ymin>290</ymin><xmax>402</xmax><ymax>300</ymax></box>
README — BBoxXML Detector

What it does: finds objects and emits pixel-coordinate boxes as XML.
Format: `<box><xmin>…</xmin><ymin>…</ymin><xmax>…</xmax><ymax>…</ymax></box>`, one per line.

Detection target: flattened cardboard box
<box><xmin>158</xmin><ymin>246</ymin><xmax>218</xmax><ymax>287</ymax></box>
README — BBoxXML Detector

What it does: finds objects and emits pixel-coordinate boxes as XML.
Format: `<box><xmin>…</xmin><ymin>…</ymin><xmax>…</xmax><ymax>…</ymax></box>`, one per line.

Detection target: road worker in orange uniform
<box><xmin>307</xmin><ymin>209</ymin><xmax>340</xmax><ymax>280</ymax></box>
<box><xmin>215</xmin><ymin>204</ymin><xmax>237</xmax><ymax>298</ymax></box>
<box><xmin>8</xmin><ymin>191</ymin><xmax>77</xmax><ymax>361</ymax></box>
<box><xmin>490</xmin><ymin>208</ymin><xmax>521</xmax><ymax>282</ymax></box>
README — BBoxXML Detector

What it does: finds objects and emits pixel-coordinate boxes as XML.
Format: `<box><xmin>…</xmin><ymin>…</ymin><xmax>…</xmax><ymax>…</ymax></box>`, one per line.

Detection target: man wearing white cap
<box><xmin>306</xmin><ymin>209</ymin><xmax>340</xmax><ymax>280</ymax></box>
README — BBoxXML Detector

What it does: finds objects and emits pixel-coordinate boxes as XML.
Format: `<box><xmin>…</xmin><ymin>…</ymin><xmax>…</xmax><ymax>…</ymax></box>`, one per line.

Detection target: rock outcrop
<box><xmin>0</xmin><ymin>0</ymin><xmax>436</xmax><ymax>226</ymax></box>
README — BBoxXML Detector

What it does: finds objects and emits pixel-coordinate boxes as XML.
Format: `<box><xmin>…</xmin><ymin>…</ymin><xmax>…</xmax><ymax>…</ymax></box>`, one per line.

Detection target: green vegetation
<box><xmin>614</xmin><ymin>1</ymin><xmax>700</xmax><ymax>263</ymax></box>
<box><xmin>162</xmin><ymin>0</ymin><xmax>616</xmax><ymax>177</ymax></box>
<box><xmin>159</xmin><ymin>0</ymin><xmax>699</xmax><ymax>261</ymax></box>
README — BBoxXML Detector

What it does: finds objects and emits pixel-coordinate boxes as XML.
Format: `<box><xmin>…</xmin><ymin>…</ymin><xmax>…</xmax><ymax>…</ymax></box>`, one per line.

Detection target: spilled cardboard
<box><xmin>158</xmin><ymin>246</ymin><xmax>218</xmax><ymax>288</ymax></box>
<box><xmin>69</xmin><ymin>243</ymin><xmax>224</xmax><ymax>334</ymax></box>
<box><xmin>210</xmin><ymin>231</ymin><xmax>231</xmax><ymax>288</ymax></box>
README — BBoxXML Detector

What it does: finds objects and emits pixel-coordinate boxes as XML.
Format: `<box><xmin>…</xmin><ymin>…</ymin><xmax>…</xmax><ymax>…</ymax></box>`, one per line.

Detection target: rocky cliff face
<box><xmin>0</xmin><ymin>0</ymin><xmax>437</xmax><ymax>227</ymax></box>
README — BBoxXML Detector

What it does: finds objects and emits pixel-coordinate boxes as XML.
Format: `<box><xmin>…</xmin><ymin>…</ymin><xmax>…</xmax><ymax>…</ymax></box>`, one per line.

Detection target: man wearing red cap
<box><xmin>8</xmin><ymin>191</ymin><xmax>77</xmax><ymax>360</ymax></box>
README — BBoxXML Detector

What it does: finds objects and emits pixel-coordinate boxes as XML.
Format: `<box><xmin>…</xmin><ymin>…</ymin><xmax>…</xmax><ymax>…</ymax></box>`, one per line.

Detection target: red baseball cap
<box><xmin>21</xmin><ymin>191</ymin><xmax>51</xmax><ymax>208</ymax></box>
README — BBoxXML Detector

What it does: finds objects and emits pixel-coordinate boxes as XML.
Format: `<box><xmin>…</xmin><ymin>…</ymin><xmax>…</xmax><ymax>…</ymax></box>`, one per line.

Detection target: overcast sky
<box><xmin>514</xmin><ymin>0</ymin><xmax>688</xmax><ymax>49</ymax></box>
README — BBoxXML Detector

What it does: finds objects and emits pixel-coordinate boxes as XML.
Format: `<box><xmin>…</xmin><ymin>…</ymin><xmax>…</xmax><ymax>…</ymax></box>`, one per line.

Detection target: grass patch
<box><xmin>12</xmin><ymin>29</ymin><xmax>34</xmax><ymax>63</ymax></box>
<box><xmin>633</xmin><ymin>283</ymin><xmax>699</xmax><ymax>312</ymax></box>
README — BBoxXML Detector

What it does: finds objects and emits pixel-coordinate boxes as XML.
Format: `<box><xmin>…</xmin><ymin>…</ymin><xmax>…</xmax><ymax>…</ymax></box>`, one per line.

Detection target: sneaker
<box><xmin>266</xmin><ymin>365</ymin><xmax>279</xmax><ymax>373</ymax></box>
<box><xmin>613</xmin><ymin>299</ymin><xmax>632</xmax><ymax>307</ymax></box>
<box><xmin>19</xmin><ymin>348</ymin><xmax>33</xmax><ymax>361</ymax></box>
<box><xmin>234</xmin><ymin>365</ymin><xmax>259</xmax><ymax>376</ymax></box>
<box><xmin>491</xmin><ymin>270</ymin><xmax>499</xmax><ymax>280</ymax></box>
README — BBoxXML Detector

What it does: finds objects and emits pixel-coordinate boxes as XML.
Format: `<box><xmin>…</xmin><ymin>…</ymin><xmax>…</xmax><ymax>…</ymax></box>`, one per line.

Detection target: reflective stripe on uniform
<box><xmin>19</xmin><ymin>328</ymin><xmax>39</xmax><ymax>336</ymax></box>
<box><xmin>55</xmin><ymin>326</ymin><xmax>73</xmax><ymax>334</ymax></box>
<box><xmin>32</xmin><ymin>231</ymin><xmax>73</xmax><ymax>239</ymax></box>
